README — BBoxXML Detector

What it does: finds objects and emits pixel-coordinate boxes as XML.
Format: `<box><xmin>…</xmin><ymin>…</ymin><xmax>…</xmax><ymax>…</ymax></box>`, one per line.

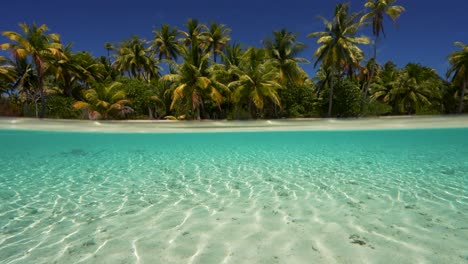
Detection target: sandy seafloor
<box><xmin>0</xmin><ymin>116</ymin><xmax>467</xmax><ymax>264</ymax></box>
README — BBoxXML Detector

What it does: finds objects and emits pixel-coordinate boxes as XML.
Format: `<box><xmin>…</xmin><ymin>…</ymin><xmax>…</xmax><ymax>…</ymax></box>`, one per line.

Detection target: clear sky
<box><xmin>1</xmin><ymin>0</ymin><xmax>467</xmax><ymax>77</ymax></box>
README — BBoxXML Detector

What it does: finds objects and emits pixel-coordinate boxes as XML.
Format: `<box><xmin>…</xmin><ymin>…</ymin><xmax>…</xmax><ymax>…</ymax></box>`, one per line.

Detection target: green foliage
<box><xmin>0</xmin><ymin>16</ymin><xmax>464</xmax><ymax>120</ymax></box>
<box><xmin>363</xmin><ymin>100</ymin><xmax>392</xmax><ymax>116</ymax></box>
<box><xmin>119</xmin><ymin>78</ymin><xmax>155</xmax><ymax>118</ymax></box>
<box><xmin>46</xmin><ymin>95</ymin><xmax>80</xmax><ymax>118</ymax></box>
<box><xmin>73</xmin><ymin>81</ymin><xmax>133</xmax><ymax>120</ymax></box>
<box><xmin>118</xmin><ymin>77</ymin><xmax>172</xmax><ymax>119</ymax></box>
<box><xmin>322</xmin><ymin>78</ymin><xmax>362</xmax><ymax>117</ymax></box>
<box><xmin>446</xmin><ymin>42</ymin><xmax>468</xmax><ymax>113</ymax></box>
<box><xmin>1</xmin><ymin>23</ymin><xmax>65</xmax><ymax>118</ymax></box>
<box><xmin>113</xmin><ymin>37</ymin><xmax>159</xmax><ymax>82</ymax></box>
<box><xmin>279</xmin><ymin>82</ymin><xmax>320</xmax><ymax>117</ymax></box>
<box><xmin>308</xmin><ymin>3</ymin><xmax>369</xmax><ymax>116</ymax></box>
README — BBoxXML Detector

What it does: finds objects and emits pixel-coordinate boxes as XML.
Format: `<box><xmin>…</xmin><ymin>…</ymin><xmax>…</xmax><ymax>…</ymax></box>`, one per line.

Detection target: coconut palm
<box><xmin>1</xmin><ymin>23</ymin><xmax>65</xmax><ymax>118</ymax></box>
<box><xmin>4</xmin><ymin>55</ymin><xmax>42</xmax><ymax>115</ymax></box>
<box><xmin>361</xmin><ymin>0</ymin><xmax>405</xmax><ymax>40</ymax></box>
<box><xmin>49</xmin><ymin>44</ymin><xmax>83</xmax><ymax>97</ymax></box>
<box><xmin>228</xmin><ymin>47</ymin><xmax>282</xmax><ymax>116</ymax></box>
<box><xmin>0</xmin><ymin>56</ymin><xmax>16</xmax><ymax>85</ymax></box>
<box><xmin>74</xmin><ymin>52</ymin><xmax>107</xmax><ymax>87</ymax></box>
<box><xmin>263</xmin><ymin>29</ymin><xmax>308</xmax><ymax>86</ymax></box>
<box><xmin>161</xmin><ymin>45</ymin><xmax>228</xmax><ymax>120</ymax></box>
<box><xmin>360</xmin><ymin>0</ymin><xmax>405</xmax><ymax>109</ymax></box>
<box><xmin>447</xmin><ymin>42</ymin><xmax>468</xmax><ymax>113</ymax></box>
<box><xmin>113</xmin><ymin>37</ymin><xmax>159</xmax><ymax>82</ymax></box>
<box><xmin>308</xmin><ymin>3</ymin><xmax>369</xmax><ymax>117</ymax></box>
<box><xmin>179</xmin><ymin>19</ymin><xmax>204</xmax><ymax>50</ymax></box>
<box><xmin>370</xmin><ymin>61</ymin><xmax>398</xmax><ymax>103</ymax></box>
<box><xmin>390</xmin><ymin>64</ymin><xmax>439</xmax><ymax>114</ymax></box>
<box><xmin>200</xmin><ymin>22</ymin><xmax>231</xmax><ymax>63</ymax></box>
<box><xmin>151</xmin><ymin>24</ymin><xmax>180</xmax><ymax>61</ymax></box>
<box><xmin>104</xmin><ymin>42</ymin><xmax>113</xmax><ymax>64</ymax></box>
<box><xmin>373</xmin><ymin>63</ymin><xmax>440</xmax><ymax>114</ymax></box>
<box><xmin>73</xmin><ymin>81</ymin><xmax>132</xmax><ymax>119</ymax></box>
<box><xmin>221</xmin><ymin>43</ymin><xmax>244</xmax><ymax>68</ymax></box>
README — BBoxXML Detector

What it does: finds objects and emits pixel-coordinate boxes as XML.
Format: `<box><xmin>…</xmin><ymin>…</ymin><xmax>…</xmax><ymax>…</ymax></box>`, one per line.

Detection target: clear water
<box><xmin>0</xmin><ymin>128</ymin><xmax>467</xmax><ymax>264</ymax></box>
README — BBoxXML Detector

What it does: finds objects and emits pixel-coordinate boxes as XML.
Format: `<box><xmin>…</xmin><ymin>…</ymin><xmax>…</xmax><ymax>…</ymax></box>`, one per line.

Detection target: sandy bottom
<box><xmin>0</xmin><ymin>129</ymin><xmax>467</xmax><ymax>264</ymax></box>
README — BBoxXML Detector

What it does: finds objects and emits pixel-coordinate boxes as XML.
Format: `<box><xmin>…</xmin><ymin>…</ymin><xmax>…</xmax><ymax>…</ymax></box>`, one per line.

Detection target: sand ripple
<box><xmin>0</xmin><ymin>129</ymin><xmax>467</xmax><ymax>263</ymax></box>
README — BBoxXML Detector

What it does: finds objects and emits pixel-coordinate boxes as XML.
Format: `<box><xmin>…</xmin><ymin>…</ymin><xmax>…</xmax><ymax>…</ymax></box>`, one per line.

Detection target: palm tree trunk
<box><xmin>39</xmin><ymin>79</ymin><xmax>46</xmax><ymax>118</ymax></box>
<box><xmin>328</xmin><ymin>72</ymin><xmax>334</xmax><ymax>117</ymax></box>
<box><xmin>458</xmin><ymin>78</ymin><xmax>466</xmax><ymax>113</ymax></box>
<box><xmin>148</xmin><ymin>106</ymin><xmax>154</xmax><ymax>119</ymax></box>
<box><xmin>361</xmin><ymin>38</ymin><xmax>378</xmax><ymax>114</ymax></box>
<box><xmin>213</xmin><ymin>47</ymin><xmax>217</xmax><ymax>63</ymax></box>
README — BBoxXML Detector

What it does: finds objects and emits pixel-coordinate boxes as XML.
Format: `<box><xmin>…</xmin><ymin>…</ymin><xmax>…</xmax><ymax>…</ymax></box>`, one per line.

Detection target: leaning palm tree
<box><xmin>263</xmin><ymin>29</ymin><xmax>308</xmax><ymax>86</ymax></box>
<box><xmin>161</xmin><ymin>45</ymin><xmax>228</xmax><ymax>120</ymax></box>
<box><xmin>200</xmin><ymin>22</ymin><xmax>231</xmax><ymax>63</ymax></box>
<box><xmin>1</xmin><ymin>23</ymin><xmax>65</xmax><ymax>118</ymax></box>
<box><xmin>447</xmin><ymin>42</ymin><xmax>468</xmax><ymax>113</ymax></box>
<box><xmin>229</xmin><ymin>47</ymin><xmax>282</xmax><ymax>117</ymax></box>
<box><xmin>73</xmin><ymin>81</ymin><xmax>132</xmax><ymax>119</ymax></box>
<box><xmin>360</xmin><ymin>0</ymin><xmax>405</xmax><ymax>108</ymax></box>
<box><xmin>151</xmin><ymin>24</ymin><xmax>180</xmax><ymax>61</ymax></box>
<box><xmin>308</xmin><ymin>3</ymin><xmax>369</xmax><ymax>117</ymax></box>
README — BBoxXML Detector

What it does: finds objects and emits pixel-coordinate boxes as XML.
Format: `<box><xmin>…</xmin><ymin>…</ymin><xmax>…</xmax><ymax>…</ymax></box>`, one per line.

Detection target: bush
<box><xmin>46</xmin><ymin>96</ymin><xmax>81</xmax><ymax>119</ymax></box>
<box><xmin>322</xmin><ymin>79</ymin><xmax>361</xmax><ymax>117</ymax></box>
<box><xmin>279</xmin><ymin>83</ymin><xmax>321</xmax><ymax>118</ymax></box>
<box><xmin>363</xmin><ymin>100</ymin><xmax>392</xmax><ymax>116</ymax></box>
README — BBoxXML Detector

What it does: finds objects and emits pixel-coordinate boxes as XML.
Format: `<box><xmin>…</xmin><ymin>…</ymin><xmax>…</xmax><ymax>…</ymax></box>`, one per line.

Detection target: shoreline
<box><xmin>1</xmin><ymin>115</ymin><xmax>468</xmax><ymax>133</ymax></box>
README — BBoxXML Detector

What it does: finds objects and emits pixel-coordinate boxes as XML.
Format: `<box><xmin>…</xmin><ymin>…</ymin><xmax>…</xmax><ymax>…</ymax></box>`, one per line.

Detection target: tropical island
<box><xmin>0</xmin><ymin>1</ymin><xmax>467</xmax><ymax>120</ymax></box>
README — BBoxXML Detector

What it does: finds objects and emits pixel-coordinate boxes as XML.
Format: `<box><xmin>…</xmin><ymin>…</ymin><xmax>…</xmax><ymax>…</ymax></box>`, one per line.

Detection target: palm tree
<box><xmin>104</xmin><ymin>42</ymin><xmax>113</xmax><ymax>64</ymax></box>
<box><xmin>228</xmin><ymin>47</ymin><xmax>282</xmax><ymax>117</ymax></box>
<box><xmin>73</xmin><ymin>81</ymin><xmax>132</xmax><ymax>119</ymax></box>
<box><xmin>0</xmin><ymin>56</ymin><xmax>16</xmax><ymax>85</ymax></box>
<box><xmin>74</xmin><ymin>52</ymin><xmax>106</xmax><ymax>87</ymax></box>
<box><xmin>308</xmin><ymin>3</ymin><xmax>369</xmax><ymax>117</ymax></box>
<box><xmin>49</xmin><ymin>44</ymin><xmax>82</xmax><ymax>97</ymax></box>
<box><xmin>201</xmin><ymin>22</ymin><xmax>231</xmax><ymax>63</ymax></box>
<box><xmin>373</xmin><ymin>63</ymin><xmax>441</xmax><ymax>114</ymax></box>
<box><xmin>1</xmin><ymin>23</ymin><xmax>65</xmax><ymax>118</ymax></box>
<box><xmin>179</xmin><ymin>19</ymin><xmax>204</xmax><ymax>50</ymax></box>
<box><xmin>263</xmin><ymin>29</ymin><xmax>308</xmax><ymax>86</ymax></box>
<box><xmin>151</xmin><ymin>24</ymin><xmax>180</xmax><ymax>61</ymax></box>
<box><xmin>113</xmin><ymin>37</ymin><xmax>159</xmax><ymax>82</ymax></box>
<box><xmin>447</xmin><ymin>42</ymin><xmax>468</xmax><ymax>113</ymax></box>
<box><xmin>221</xmin><ymin>43</ymin><xmax>244</xmax><ymax>68</ymax></box>
<box><xmin>389</xmin><ymin>64</ymin><xmax>437</xmax><ymax>114</ymax></box>
<box><xmin>161</xmin><ymin>45</ymin><xmax>228</xmax><ymax>120</ymax></box>
<box><xmin>370</xmin><ymin>61</ymin><xmax>398</xmax><ymax>103</ymax></box>
<box><xmin>360</xmin><ymin>0</ymin><xmax>405</xmax><ymax>109</ymax></box>
<box><xmin>5</xmin><ymin>55</ymin><xmax>41</xmax><ymax>116</ymax></box>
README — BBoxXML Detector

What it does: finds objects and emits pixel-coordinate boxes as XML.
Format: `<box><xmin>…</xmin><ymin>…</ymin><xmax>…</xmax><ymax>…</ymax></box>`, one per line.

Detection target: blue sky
<box><xmin>1</xmin><ymin>0</ymin><xmax>467</xmax><ymax>77</ymax></box>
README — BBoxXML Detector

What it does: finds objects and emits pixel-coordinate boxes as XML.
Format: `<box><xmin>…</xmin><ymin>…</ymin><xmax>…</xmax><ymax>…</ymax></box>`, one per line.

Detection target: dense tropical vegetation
<box><xmin>0</xmin><ymin>1</ymin><xmax>466</xmax><ymax>120</ymax></box>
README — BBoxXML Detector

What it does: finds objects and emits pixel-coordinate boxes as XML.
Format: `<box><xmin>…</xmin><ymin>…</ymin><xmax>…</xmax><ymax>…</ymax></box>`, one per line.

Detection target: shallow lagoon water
<box><xmin>0</xmin><ymin>117</ymin><xmax>467</xmax><ymax>263</ymax></box>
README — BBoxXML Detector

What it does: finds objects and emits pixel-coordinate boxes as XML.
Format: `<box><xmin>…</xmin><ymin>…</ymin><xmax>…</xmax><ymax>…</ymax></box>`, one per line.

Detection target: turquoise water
<box><xmin>0</xmin><ymin>128</ymin><xmax>467</xmax><ymax>263</ymax></box>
